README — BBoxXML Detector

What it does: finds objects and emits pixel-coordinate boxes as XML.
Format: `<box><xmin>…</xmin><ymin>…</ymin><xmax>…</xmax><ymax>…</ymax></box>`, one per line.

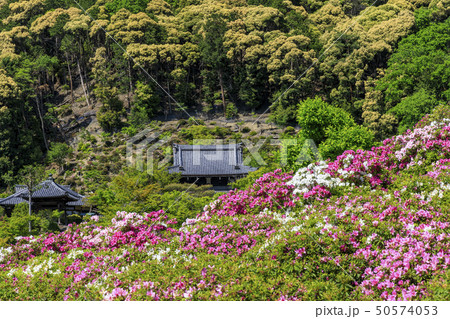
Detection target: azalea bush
<box><xmin>0</xmin><ymin>114</ymin><xmax>448</xmax><ymax>300</ymax></box>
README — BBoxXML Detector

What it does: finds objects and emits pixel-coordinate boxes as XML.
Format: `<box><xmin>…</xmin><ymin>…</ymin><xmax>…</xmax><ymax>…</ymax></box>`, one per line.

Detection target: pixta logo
<box><xmin>126</xmin><ymin>129</ymin><xmax>171</xmax><ymax>175</ymax></box>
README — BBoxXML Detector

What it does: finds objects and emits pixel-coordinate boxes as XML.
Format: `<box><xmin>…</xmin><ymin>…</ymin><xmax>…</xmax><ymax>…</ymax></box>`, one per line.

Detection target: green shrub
<box><xmin>67</xmin><ymin>214</ymin><xmax>83</xmax><ymax>225</ymax></box>
<box><xmin>129</xmin><ymin>105</ymin><xmax>149</xmax><ymax>129</ymax></box>
<box><xmin>319</xmin><ymin>125</ymin><xmax>375</xmax><ymax>160</ymax></box>
<box><xmin>47</xmin><ymin>143</ymin><xmax>73</xmax><ymax>171</ymax></box>
<box><xmin>297</xmin><ymin>97</ymin><xmax>355</xmax><ymax>144</ymax></box>
<box><xmin>283</xmin><ymin>126</ymin><xmax>295</xmax><ymax>136</ymax></box>
<box><xmin>98</xmin><ymin>108</ymin><xmax>124</xmax><ymax>132</ymax></box>
<box><xmin>213</xmin><ymin>127</ymin><xmax>230</xmax><ymax>138</ymax></box>
<box><xmin>180</xmin><ymin>125</ymin><xmax>214</xmax><ymax>141</ymax></box>
<box><xmin>121</xmin><ymin>126</ymin><xmax>138</xmax><ymax>137</ymax></box>
<box><xmin>177</xmin><ymin>119</ymin><xmax>187</xmax><ymax>127</ymax></box>
<box><xmin>188</xmin><ymin>117</ymin><xmax>204</xmax><ymax>126</ymax></box>
<box><xmin>415</xmin><ymin>103</ymin><xmax>450</xmax><ymax>129</ymax></box>
<box><xmin>225</xmin><ymin>103</ymin><xmax>238</xmax><ymax>119</ymax></box>
<box><xmin>77</xmin><ymin>142</ymin><xmax>92</xmax><ymax>154</ymax></box>
<box><xmin>134</xmin><ymin>81</ymin><xmax>161</xmax><ymax>119</ymax></box>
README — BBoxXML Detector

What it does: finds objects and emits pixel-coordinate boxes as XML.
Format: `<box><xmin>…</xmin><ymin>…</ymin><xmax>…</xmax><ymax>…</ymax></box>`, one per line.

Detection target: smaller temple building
<box><xmin>0</xmin><ymin>174</ymin><xmax>94</xmax><ymax>224</ymax></box>
<box><xmin>168</xmin><ymin>143</ymin><xmax>257</xmax><ymax>186</ymax></box>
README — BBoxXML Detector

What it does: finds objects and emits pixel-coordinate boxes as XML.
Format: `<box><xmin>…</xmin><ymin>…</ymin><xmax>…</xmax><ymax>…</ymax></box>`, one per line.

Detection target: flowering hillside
<box><xmin>0</xmin><ymin>118</ymin><xmax>449</xmax><ymax>301</ymax></box>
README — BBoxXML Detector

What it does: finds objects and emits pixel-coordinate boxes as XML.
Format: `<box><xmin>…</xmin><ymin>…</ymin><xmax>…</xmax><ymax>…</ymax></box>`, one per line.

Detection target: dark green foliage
<box><xmin>198</xmin><ymin>13</ymin><xmax>229</xmax><ymax>110</ymax></box>
<box><xmin>105</xmin><ymin>0</ymin><xmax>150</xmax><ymax>14</ymax></box>
<box><xmin>0</xmin><ymin>65</ymin><xmax>45</xmax><ymax>187</ymax></box>
<box><xmin>225</xmin><ymin>103</ymin><xmax>238</xmax><ymax>119</ymax></box>
<box><xmin>414</xmin><ymin>7</ymin><xmax>433</xmax><ymax>31</ymax></box>
<box><xmin>47</xmin><ymin>142</ymin><xmax>73</xmax><ymax>171</ymax></box>
<box><xmin>97</xmin><ymin>102</ymin><xmax>125</xmax><ymax>132</ymax></box>
<box><xmin>270</xmin><ymin>95</ymin><xmax>299</xmax><ymax>126</ymax></box>
<box><xmin>130</xmin><ymin>81</ymin><xmax>161</xmax><ymax>127</ymax></box>
<box><xmin>376</xmin><ymin>17</ymin><xmax>450</xmax><ymax>113</ymax></box>
<box><xmin>388</xmin><ymin>89</ymin><xmax>438</xmax><ymax>134</ymax></box>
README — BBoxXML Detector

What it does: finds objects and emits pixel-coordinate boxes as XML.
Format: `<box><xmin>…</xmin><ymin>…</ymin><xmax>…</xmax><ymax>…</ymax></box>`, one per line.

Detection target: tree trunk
<box><xmin>49</xmin><ymin>103</ymin><xmax>68</xmax><ymax>142</ymax></box>
<box><xmin>82</xmin><ymin>63</ymin><xmax>91</xmax><ymax>99</ymax></box>
<box><xmin>128</xmin><ymin>59</ymin><xmax>133</xmax><ymax>108</ymax></box>
<box><xmin>219</xmin><ymin>71</ymin><xmax>226</xmax><ymax>116</ymax></box>
<box><xmin>167</xmin><ymin>79</ymin><xmax>172</xmax><ymax>115</ymax></box>
<box><xmin>28</xmin><ymin>193</ymin><xmax>32</xmax><ymax>233</ymax></box>
<box><xmin>35</xmin><ymin>93</ymin><xmax>49</xmax><ymax>151</ymax></box>
<box><xmin>65</xmin><ymin>53</ymin><xmax>74</xmax><ymax>105</ymax></box>
<box><xmin>77</xmin><ymin>57</ymin><xmax>91</xmax><ymax>108</ymax></box>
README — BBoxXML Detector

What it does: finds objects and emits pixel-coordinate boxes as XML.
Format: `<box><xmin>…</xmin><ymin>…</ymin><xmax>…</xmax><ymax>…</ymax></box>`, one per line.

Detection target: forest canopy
<box><xmin>0</xmin><ymin>0</ymin><xmax>449</xmax><ymax>185</ymax></box>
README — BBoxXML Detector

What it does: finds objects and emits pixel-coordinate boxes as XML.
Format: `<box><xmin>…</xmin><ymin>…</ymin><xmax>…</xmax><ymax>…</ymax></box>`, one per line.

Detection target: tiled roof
<box><xmin>60</xmin><ymin>185</ymin><xmax>85</xmax><ymax>199</ymax></box>
<box><xmin>168</xmin><ymin>144</ymin><xmax>257</xmax><ymax>176</ymax></box>
<box><xmin>0</xmin><ymin>175</ymin><xmax>87</xmax><ymax>206</ymax></box>
<box><xmin>0</xmin><ymin>193</ymin><xmax>27</xmax><ymax>205</ymax></box>
<box><xmin>66</xmin><ymin>197</ymin><xmax>88</xmax><ymax>207</ymax></box>
<box><xmin>0</xmin><ymin>186</ymin><xmax>28</xmax><ymax>205</ymax></box>
<box><xmin>14</xmin><ymin>185</ymin><xmax>27</xmax><ymax>193</ymax></box>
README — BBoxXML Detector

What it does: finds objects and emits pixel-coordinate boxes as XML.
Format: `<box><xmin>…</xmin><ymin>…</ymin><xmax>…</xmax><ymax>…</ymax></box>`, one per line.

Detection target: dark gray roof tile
<box><xmin>169</xmin><ymin>144</ymin><xmax>257</xmax><ymax>176</ymax></box>
<box><xmin>66</xmin><ymin>197</ymin><xmax>88</xmax><ymax>207</ymax></box>
<box><xmin>0</xmin><ymin>194</ymin><xmax>27</xmax><ymax>205</ymax></box>
<box><xmin>0</xmin><ymin>174</ymin><xmax>85</xmax><ymax>206</ymax></box>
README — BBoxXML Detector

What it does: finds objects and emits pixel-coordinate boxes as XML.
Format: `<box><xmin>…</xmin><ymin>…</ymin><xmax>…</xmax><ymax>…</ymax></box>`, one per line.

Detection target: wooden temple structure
<box><xmin>0</xmin><ymin>174</ymin><xmax>94</xmax><ymax>224</ymax></box>
<box><xmin>168</xmin><ymin>143</ymin><xmax>257</xmax><ymax>186</ymax></box>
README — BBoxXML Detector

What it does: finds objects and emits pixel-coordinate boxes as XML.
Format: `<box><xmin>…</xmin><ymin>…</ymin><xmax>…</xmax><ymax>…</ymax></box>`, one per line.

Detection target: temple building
<box><xmin>168</xmin><ymin>143</ymin><xmax>257</xmax><ymax>186</ymax></box>
<box><xmin>0</xmin><ymin>174</ymin><xmax>94</xmax><ymax>223</ymax></box>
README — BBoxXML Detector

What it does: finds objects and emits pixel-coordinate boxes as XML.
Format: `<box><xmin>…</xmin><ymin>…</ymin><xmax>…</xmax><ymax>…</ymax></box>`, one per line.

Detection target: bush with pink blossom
<box><xmin>0</xmin><ymin>115</ymin><xmax>448</xmax><ymax>301</ymax></box>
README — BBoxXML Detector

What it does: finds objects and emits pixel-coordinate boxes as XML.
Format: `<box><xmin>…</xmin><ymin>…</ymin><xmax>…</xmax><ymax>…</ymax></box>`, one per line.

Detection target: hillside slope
<box><xmin>1</xmin><ymin>0</ymin><xmax>449</xmax><ymax>187</ymax></box>
<box><xmin>0</xmin><ymin>111</ymin><xmax>448</xmax><ymax>301</ymax></box>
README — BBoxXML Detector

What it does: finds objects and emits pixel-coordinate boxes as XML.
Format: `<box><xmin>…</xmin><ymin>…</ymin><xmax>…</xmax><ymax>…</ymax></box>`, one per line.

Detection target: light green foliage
<box><xmin>179</xmin><ymin>125</ymin><xmax>214</xmax><ymax>141</ymax></box>
<box><xmin>148</xmin><ymin>186</ymin><xmax>214</xmax><ymax>226</ymax></box>
<box><xmin>423</xmin><ymin>269</ymin><xmax>450</xmax><ymax>300</ymax></box>
<box><xmin>319</xmin><ymin>125</ymin><xmax>375</xmax><ymax>160</ymax></box>
<box><xmin>0</xmin><ymin>203</ymin><xmax>63</xmax><ymax>242</ymax></box>
<box><xmin>297</xmin><ymin>97</ymin><xmax>354</xmax><ymax>144</ymax></box>
<box><xmin>231</xmin><ymin>164</ymin><xmax>279</xmax><ymax>190</ymax></box>
<box><xmin>89</xmin><ymin>168</ymin><xmax>214</xmax><ymax>227</ymax></box>
<box><xmin>280</xmin><ymin>97</ymin><xmax>375</xmax><ymax>169</ymax></box>
<box><xmin>18</xmin><ymin>165</ymin><xmax>46</xmax><ymax>190</ymax></box>
<box><xmin>89</xmin><ymin>168</ymin><xmax>162</xmax><ymax>222</ymax></box>
<box><xmin>7</xmin><ymin>203</ymin><xmax>50</xmax><ymax>237</ymax></box>
<box><xmin>0</xmin><ymin>217</ymin><xmax>12</xmax><ymax>247</ymax></box>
